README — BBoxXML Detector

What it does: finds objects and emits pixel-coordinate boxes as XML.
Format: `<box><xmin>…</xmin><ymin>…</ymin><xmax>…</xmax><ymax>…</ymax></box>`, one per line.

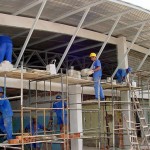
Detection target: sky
<box><xmin>122</xmin><ymin>0</ymin><xmax>150</xmax><ymax>10</ymax></box>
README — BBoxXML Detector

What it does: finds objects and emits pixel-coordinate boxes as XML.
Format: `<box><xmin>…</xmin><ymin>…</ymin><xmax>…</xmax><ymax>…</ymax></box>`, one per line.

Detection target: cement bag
<box><xmin>81</xmin><ymin>68</ymin><xmax>93</xmax><ymax>77</ymax></box>
<box><xmin>0</xmin><ymin>61</ymin><xmax>13</xmax><ymax>71</ymax></box>
<box><xmin>46</xmin><ymin>59</ymin><xmax>56</xmax><ymax>74</ymax></box>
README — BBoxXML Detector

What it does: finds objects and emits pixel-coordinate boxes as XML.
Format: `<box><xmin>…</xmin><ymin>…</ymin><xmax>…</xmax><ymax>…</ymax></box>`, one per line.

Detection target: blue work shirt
<box><xmin>25</xmin><ymin>122</ymin><xmax>44</xmax><ymax>135</ymax></box>
<box><xmin>0</xmin><ymin>35</ymin><xmax>12</xmax><ymax>44</ymax></box>
<box><xmin>93</xmin><ymin>59</ymin><xmax>102</xmax><ymax>78</ymax></box>
<box><xmin>53</xmin><ymin>101</ymin><xmax>67</xmax><ymax>117</ymax></box>
<box><xmin>0</xmin><ymin>95</ymin><xmax>13</xmax><ymax>118</ymax></box>
<box><xmin>116</xmin><ymin>69</ymin><xmax>127</xmax><ymax>83</ymax></box>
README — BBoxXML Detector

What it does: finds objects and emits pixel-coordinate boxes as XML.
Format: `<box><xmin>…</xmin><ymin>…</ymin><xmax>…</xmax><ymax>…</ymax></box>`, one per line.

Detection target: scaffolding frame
<box><xmin>2</xmin><ymin>66</ymin><xmax>150</xmax><ymax>150</ymax></box>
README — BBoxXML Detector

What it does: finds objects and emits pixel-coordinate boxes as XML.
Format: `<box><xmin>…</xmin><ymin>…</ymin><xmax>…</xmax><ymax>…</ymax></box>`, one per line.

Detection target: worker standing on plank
<box><xmin>0</xmin><ymin>87</ymin><xmax>13</xmax><ymax>141</ymax></box>
<box><xmin>0</xmin><ymin>35</ymin><xmax>13</xmax><ymax>63</ymax></box>
<box><xmin>115</xmin><ymin>67</ymin><xmax>132</xmax><ymax>83</ymax></box>
<box><xmin>90</xmin><ymin>52</ymin><xmax>105</xmax><ymax>100</ymax></box>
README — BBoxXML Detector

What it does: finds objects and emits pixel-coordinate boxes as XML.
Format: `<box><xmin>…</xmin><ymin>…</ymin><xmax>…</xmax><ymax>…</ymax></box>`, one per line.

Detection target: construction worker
<box><xmin>53</xmin><ymin>95</ymin><xmax>67</xmax><ymax>132</ymax></box>
<box><xmin>90</xmin><ymin>52</ymin><xmax>105</xmax><ymax>100</ymax></box>
<box><xmin>0</xmin><ymin>35</ymin><xmax>13</xmax><ymax>63</ymax></box>
<box><xmin>0</xmin><ymin>87</ymin><xmax>13</xmax><ymax>141</ymax></box>
<box><xmin>115</xmin><ymin>67</ymin><xmax>132</xmax><ymax>83</ymax></box>
<box><xmin>25</xmin><ymin>115</ymin><xmax>44</xmax><ymax>150</ymax></box>
<box><xmin>53</xmin><ymin>95</ymin><xmax>69</xmax><ymax>150</ymax></box>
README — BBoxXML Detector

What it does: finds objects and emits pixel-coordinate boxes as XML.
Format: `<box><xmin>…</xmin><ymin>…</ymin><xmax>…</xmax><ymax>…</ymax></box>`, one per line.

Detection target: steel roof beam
<box><xmin>52</xmin><ymin>0</ymin><xmax>107</xmax><ymax>22</ymax></box>
<box><xmin>136</xmin><ymin>49</ymin><xmax>150</xmax><ymax>71</ymax></box>
<box><xmin>0</xmin><ymin>12</ymin><xmax>148</xmax><ymax>54</ymax></box>
<box><xmin>24</xmin><ymin>38</ymin><xmax>96</xmax><ymax>59</ymax></box>
<box><xmin>27</xmin><ymin>34</ymin><xmax>61</xmax><ymax>47</ymax></box>
<box><xmin>56</xmin><ymin>8</ymin><xmax>90</xmax><ymax>72</ymax></box>
<box><xmin>90</xmin><ymin>15</ymin><xmax>121</xmax><ymax>69</ymax></box>
<box><xmin>12</xmin><ymin>0</ymin><xmax>107</xmax><ymax>39</ymax></box>
<box><xmin>69</xmin><ymin>43</ymin><xmax>103</xmax><ymax>54</ymax></box>
<box><xmin>112</xmin><ymin>23</ymin><xmax>146</xmax><ymax>79</ymax></box>
<box><xmin>13</xmin><ymin>0</ymin><xmax>43</xmax><ymax>16</ymax></box>
<box><xmin>29</xmin><ymin>48</ymin><xmax>116</xmax><ymax>66</ymax></box>
<box><xmin>108</xmin><ymin>0</ymin><xmax>150</xmax><ymax>15</ymax></box>
<box><xmin>138</xmin><ymin>39</ymin><xmax>150</xmax><ymax>44</ymax></box>
<box><xmin>15</xmin><ymin>0</ymin><xmax>48</xmax><ymax>68</ymax></box>
<box><xmin>83</xmin><ymin>9</ymin><xmax>132</xmax><ymax>28</ymax></box>
<box><xmin>28</xmin><ymin>54</ymin><xmax>58</xmax><ymax>65</ymax></box>
<box><xmin>14</xmin><ymin>48</ymin><xmax>80</xmax><ymax>58</ymax></box>
<box><xmin>107</xmin><ymin>19</ymin><xmax>150</xmax><ymax>34</ymax></box>
<box><xmin>44</xmin><ymin>38</ymin><xmax>86</xmax><ymax>52</ymax></box>
<box><xmin>24</xmin><ymin>51</ymin><xmax>35</xmax><ymax>65</ymax></box>
<box><xmin>12</xmin><ymin>30</ymin><xmax>28</xmax><ymax>39</ymax></box>
<box><xmin>35</xmin><ymin>51</ymin><xmax>46</xmax><ymax>66</ymax></box>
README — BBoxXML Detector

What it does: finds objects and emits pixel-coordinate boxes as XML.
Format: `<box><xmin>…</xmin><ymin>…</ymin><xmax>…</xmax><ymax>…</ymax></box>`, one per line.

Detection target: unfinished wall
<box><xmin>82</xmin><ymin>98</ymin><xmax>115</xmax><ymax>148</ymax></box>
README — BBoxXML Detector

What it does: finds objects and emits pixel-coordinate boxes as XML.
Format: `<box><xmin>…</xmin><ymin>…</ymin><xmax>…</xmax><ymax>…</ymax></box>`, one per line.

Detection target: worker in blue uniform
<box><xmin>0</xmin><ymin>87</ymin><xmax>13</xmax><ymax>141</ymax></box>
<box><xmin>115</xmin><ymin>67</ymin><xmax>132</xmax><ymax>83</ymax></box>
<box><xmin>0</xmin><ymin>35</ymin><xmax>13</xmax><ymax>63</ymax></box>
<box><xmin>90</xmin><ymin>53</ymin><xmax>105</xmax><ymax>100</ymax></box>
<box><xmin>25</xmin><ymin>115</ymin><xmax>44</xmax><ymax>150</ymax></box>
<box><xmin>53</xmin><ymin>95</ymin><xmax>69</xmax><ymax>150</ymax></box>
<box><xmin>53</xmin><ymin>95</ymin><xmax>67</xmax><ymax>132</ymax></box>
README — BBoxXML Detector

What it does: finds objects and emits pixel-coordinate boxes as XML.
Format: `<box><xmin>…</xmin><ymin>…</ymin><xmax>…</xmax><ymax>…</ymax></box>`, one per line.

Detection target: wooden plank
<box><xmin>0</xmin><ymin>69</ymin><xmax>141</xmax><ymax>90</ymax></box>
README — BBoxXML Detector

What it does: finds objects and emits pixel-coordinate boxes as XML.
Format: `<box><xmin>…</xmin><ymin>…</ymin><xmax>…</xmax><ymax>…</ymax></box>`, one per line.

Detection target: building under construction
<box><xmin>0</xmin><ymin>0</ymin><xmax>150</xmax><ymax>149</ymax></box>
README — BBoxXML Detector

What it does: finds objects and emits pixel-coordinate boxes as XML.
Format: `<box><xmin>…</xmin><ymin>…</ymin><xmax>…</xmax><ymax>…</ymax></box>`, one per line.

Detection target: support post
<box><xmin>117</xmin><ymin>36</ymin><xmax>130</xmax><ymax>149</ymax></box>
<box><xmin>69</xmin><ymin>85</ymin><xmax>82</xmax><ymax>150</ymax></box>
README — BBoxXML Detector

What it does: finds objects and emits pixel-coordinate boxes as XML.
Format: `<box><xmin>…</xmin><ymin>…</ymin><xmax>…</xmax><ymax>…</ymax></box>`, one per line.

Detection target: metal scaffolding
<box><xmin>1</xmin><ymin>66</ymin><xmax>150</xmax><ymax>150</ymax></box>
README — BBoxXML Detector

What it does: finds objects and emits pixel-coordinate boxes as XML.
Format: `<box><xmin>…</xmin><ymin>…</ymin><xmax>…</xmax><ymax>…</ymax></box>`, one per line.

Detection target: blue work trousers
<box><xmin>0</xmin><ymin>42</ymin><xmax>13</xmax><ymax>63</ymax></box>
<box><xmin>93</xmin><ymin>76</ymin><xmax>105</xmax><ymax>100</ymax></box>
<box><xmin>0</xmin><ymin>116</ymin><xmax>5</xmax><ymax>133</ymax></box>
<box><xmin>0</xmin><ymin>116</ymin><xmax>12</xmax><ymax>140</ymax></box>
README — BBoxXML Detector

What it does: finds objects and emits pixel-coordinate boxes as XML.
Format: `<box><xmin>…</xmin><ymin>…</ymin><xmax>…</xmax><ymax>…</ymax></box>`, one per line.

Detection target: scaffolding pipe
<box><xmin>21</xmin><ymin>62</ymin><xmax>24</xmax><ymax>150</ymax></box>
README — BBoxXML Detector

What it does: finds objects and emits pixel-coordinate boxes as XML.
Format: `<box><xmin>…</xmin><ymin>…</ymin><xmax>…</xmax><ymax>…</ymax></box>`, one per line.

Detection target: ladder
<box><xmin>132</xmin><ymin>90</ymin><xmax>150</xmax><ymax>149</ymax></box>
<box><xmin>123</xmin><ymin>115</ymin><xmax>140</xmax><ymax>150</ymax></box>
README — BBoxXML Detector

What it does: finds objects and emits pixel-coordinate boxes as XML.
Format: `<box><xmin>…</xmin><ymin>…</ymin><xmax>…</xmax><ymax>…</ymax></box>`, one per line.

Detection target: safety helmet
<box><xmin>0</xmin><ymin>87</ymin><xmax>3</xmax><ymax>93</ymax></box>
<box><xmin>56</xmin><ymin>95</ymin><xmax>61</xmax><ymax>99</ymax></box>
<box><xmin>89</xmin><ymin>53</ymin><xmax>96</xmax><ymax>57</ymax></box>
<box><xmin>127</xmin><ymin>67</ymin><xmax>132</xmax><ymax>73</ymax></box>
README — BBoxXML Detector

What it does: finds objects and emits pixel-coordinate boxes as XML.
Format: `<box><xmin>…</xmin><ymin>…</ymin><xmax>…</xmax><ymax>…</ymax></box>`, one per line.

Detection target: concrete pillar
<box><xmin>117</xmin><ymin>36</ymin><xmax>131</xmax><ymax>148</ymax></box>
<box><xmin>69</xmin><ymin>85</ymin><xmax>83</xmax><ymax>150</ymax></box>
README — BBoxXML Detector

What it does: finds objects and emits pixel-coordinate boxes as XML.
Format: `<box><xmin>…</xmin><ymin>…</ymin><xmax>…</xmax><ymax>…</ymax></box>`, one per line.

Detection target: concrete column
<box><xmin>69</xmin><ymin>85</ymin><xmax>83</xmax><ymax>150</ymax></box>
<box><xmin>117</xmin><ymin>36</ymin><xmax>131</xmax><ymax>148</ymax></box>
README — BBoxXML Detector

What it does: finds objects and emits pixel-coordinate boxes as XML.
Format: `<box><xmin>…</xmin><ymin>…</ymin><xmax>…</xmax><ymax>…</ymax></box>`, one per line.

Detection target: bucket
<box><xmin>132</xmin><ymin>81</ymin><xmax>136</xmax><ymax>87</ymax></box>
<box><xmin>107</xmin><ymin>77</ymin><xmax>111</xmax><ymax>82</ymax></box>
